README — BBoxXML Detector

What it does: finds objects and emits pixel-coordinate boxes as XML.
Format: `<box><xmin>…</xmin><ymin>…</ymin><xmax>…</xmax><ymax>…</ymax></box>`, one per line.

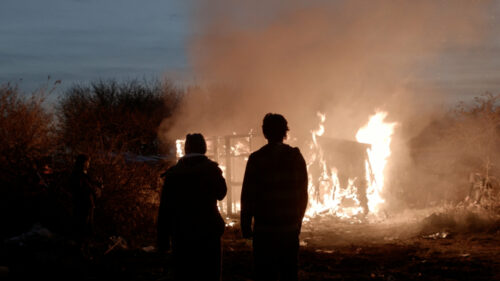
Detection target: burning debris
<box><xmin>175</xmin><ymin>111</ymin><xmax>397</xmax><ymax>223</ymax></box>
<box><xmin>306</xmin><ymin>137</ymin><xmax>370</xmax><ymax>219</ymax></box>
<box><xmin>304</xmin><ymin>111</ymin><xmax>396</xmax><ymax>222</ymax></box>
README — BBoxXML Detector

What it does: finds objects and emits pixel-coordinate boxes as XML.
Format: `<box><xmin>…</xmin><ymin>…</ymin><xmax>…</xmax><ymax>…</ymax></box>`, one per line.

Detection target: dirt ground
<box><xmin>3</xmin><ymin>212</ymin><xmax>500</xmax><ymax>281</ymax></box>
<box><xmin>221</xmin><ymin>218</ymin><xmax>500</xmax><ymax>281</ymax></box>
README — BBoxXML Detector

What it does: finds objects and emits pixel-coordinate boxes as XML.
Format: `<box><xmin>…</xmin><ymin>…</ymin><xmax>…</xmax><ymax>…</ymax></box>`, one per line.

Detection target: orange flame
<box><xmin>305</xmin><ymin>112</ymin><xmax>364</xmax><ymax>219</ymax></box>
<box><xmin>304</xmin><ymin>111</ymin><xmax>396</xmax><ymax>221</ymax></box>
<box><xmin>356</xmin><ymin>111</ymin><xmax>397</xmax><ymax>215</ymax></box>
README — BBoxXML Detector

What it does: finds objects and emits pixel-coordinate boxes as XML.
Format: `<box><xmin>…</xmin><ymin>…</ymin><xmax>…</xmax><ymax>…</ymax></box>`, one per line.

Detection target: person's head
<box><xmin>262</xmin><ymin>113</ymin><xmax>289</xmax><ymax>143</ymax></box>
<box><xmin>74</xmin><ymin>154</ymin><xmax>90</xmax><ymax>173</ymax></box>
<box><xmin>184</xmin><ymin>133</ymin><xmax>207</xmax><ymax>155</ymax></box>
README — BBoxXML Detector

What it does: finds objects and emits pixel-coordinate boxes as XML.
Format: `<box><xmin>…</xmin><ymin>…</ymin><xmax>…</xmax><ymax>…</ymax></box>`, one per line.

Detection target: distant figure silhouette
<box><xmin>158</xmin><ymin>133</ymin><xmax>227</xmax><ymax>281</ymax></box>
<box><xmin>69</xmin><ymin>154</ymin><xmax>98</xmax><ymax>253</ymax></box>
<box><xmin>241</xmin><ymin>113</ymin><xmax>308</xmax><ymax>281</ymax></box>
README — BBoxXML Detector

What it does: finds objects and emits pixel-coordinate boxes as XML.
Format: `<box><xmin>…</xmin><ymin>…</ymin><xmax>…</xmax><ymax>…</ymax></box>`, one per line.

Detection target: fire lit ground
<box><xmin>168</xmin><ymin>112</ymin><xmax>500</xmax><ymax>280</ymax></box>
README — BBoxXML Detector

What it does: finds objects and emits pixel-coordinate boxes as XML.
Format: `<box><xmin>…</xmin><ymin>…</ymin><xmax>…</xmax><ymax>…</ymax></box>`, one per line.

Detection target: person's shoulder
<box><xmin>185</xmin><ymin>155</ymin><xmax>221</xmax><ymax>172</ymax></box>
<box><xmin>205</xmin><ymin>158</ymin><xmax>222</xmax><ymax>170</ymax></box>
<box><xmin>161</xmin><ymin>167</ymin><xmax>175</xmax><ymax>179</ymax></box>
<box><xmin>280</xmin><ymin>143</ymin><xmax>302</xmax><ymax>153</ymax></box>
<box><xmin>290</xmin><ymin>145</ymin><xmax>303</xmax><ymax>155</ymax></box>
<box><xmin>162</xmin><ymin>161</ymin><xmax>183</xmax><ymax>177</ymax></box>
<box><xmin>281</xmin><ymin>144</ymin><xmax>305</xmax><ymax>161</ymax></box>
<box><xmin>250</xmin><ymin>143</ymin><xmax>301</xmax><ymax>155</ymax></box>
<box><xmin>249</xmin><ymin>144</ymin><xmax>269</xmax><ymax>160</ymax></box>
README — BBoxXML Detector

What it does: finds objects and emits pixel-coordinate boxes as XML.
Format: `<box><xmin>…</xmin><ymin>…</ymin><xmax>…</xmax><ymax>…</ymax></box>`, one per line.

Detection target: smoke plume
<box><xmin>165</xmin><ymin>0</ymin><xmax>490</xmax><ymax>139</ymax></box>
<box><xmin>160</xmin><ymin>0</ymin><xmax>493</xmax><ymax>210</ymax></box>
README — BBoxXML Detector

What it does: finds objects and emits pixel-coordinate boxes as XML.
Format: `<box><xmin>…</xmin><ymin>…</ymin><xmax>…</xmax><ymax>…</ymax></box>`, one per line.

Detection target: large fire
<box><xmin>305</xmin><ymin>111</ymin><xmax>397</xmax><ymax>221</ymax></box>
<box><xmin>175</xmin><ymin>111</ymin><xmax>397</xmax><ymax>221</ymax></box>
<box><xmin>356</xmin><ymin>112</ymin><xmax>397</xmax><ymax>215</ymax></box>
<box><xmin>305</xmin><ymin>112</ymin><xmax>364</xmax><ymax>219</ymax></box>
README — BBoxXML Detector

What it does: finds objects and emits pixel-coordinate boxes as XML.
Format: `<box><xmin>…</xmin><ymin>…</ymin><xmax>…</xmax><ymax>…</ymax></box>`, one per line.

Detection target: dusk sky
<box><xmin>1</xmin><ymin>0</ymin><xmax>191</xmax><ymax>94</ymax></box>
<box><xmin>1</xmin><ymin>0</ymin><xmax>500</xmax><ymax>103</ymax></box>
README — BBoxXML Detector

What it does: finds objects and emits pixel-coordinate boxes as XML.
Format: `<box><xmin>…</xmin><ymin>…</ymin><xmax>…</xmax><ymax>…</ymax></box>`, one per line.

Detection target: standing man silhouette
<box><xmin>241</xmin><ymin>113</ymin><xmax>308</xmax><ymax>281</ymax></box>
<box><xmin>70</xmin><ymin>154</ymin><xmax>98</xmax><ymax>257</ymax></box>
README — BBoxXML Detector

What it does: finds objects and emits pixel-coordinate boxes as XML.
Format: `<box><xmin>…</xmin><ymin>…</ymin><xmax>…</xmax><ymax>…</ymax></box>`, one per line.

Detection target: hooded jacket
<box><xmin>158</xmin><ymin>154</ymin><xmax>227</xmax><ymax>249</ymax></box>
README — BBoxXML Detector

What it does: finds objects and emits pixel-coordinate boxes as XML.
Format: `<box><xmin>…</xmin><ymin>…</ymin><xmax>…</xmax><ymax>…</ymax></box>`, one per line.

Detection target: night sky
<box><xmin>1</xmin><ymin>0</ymin><xmax>500</xmax><ymax>102</ymax></box>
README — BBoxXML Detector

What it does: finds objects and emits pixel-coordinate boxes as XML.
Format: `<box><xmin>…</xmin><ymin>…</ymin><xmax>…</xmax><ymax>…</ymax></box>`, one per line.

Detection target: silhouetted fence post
<box><xmin>225</xmin><ymin>136</ymin><xmax>233</xmax><ymax>216</ymax></box>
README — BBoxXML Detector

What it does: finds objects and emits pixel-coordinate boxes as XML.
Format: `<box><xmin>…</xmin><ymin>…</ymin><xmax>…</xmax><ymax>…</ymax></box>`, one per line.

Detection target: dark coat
<box><xmin>240</xmin><ymin>142</ymin><xmax>308</xmax><ymax>238</ymax></box>
<box><xmin>157</xmin><ymin>154</ymin><xmax>227</xmax><ymax>251</ymax></box>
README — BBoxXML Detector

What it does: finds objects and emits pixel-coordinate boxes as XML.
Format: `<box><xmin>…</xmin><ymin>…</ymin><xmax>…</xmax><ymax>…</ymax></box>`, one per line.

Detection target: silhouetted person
<box><xmin>69</xmin><ymin>154</ymin><xmax>97</xmax><ymax>254</ymax></box>
<box><xmin>158</xmin><ymin>133</ymin><xmax>227</xmax><ymax>281</ymax></box>
<box><xmin>241</xmin><ymin>113</ymin><xmax>308</xmax><ymax>281</ymax></box>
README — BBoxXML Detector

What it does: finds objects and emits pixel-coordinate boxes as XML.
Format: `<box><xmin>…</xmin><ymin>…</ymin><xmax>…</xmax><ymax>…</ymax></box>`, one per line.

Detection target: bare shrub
<box><xmin>406</xmin><ymin>92</ymin><xmax>500</xmax><ymax>208</ymax></box>
<box><xmin>0</xmin><ymin>83</ymin><xmax>56</xmax><ymax>174</ymax></box>
<box><xmin>57</xmin><ymin>79</ymin><xmax>181</xmax><ymax>245</ymax></box>
<box><xmin>0</xmin><ymin>82</ymin><xmax>57</xmax><ymax>238</ymax></box>
<box><xmin>451</xmin><ymin>92</ymin><xmax>500</xmax><ymax>178</ymax></box>
<box><xmin>58</xmin><ymin>79</ymin><xmax>180</xmax><ymax>155</ymax></box>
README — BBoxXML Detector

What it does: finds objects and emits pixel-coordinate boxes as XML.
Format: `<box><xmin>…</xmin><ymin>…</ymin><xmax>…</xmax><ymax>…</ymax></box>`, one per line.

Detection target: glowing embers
<box><xmin>305</xmin><ymin>111</ymin><xmax>396</xmax><ymax>221</ymax></box>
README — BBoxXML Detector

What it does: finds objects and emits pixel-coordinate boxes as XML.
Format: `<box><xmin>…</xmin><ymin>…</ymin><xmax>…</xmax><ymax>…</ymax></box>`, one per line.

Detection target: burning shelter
<box><xmin>175</xmin><ymin>120</ymin><xmax>385</xmax><ymax>222</ymax></box>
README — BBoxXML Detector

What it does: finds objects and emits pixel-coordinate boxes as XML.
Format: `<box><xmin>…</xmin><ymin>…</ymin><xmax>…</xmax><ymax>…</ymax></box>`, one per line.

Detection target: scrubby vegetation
<box><xmin>400</xmin><ymin>92</ymin><xmax>500</xmax><ymax>208</ymax></box>
<box><xmin>57</xmin><ymin>79</ymin><xmax>181</xmax><ymax>246</ymax></box>
<box><xmin>0</xmin><ymin>79</ymin><xmax>182</xmax><ymax>246</ymax></box>
<box><xmin>0</xmin><ymin>82</ymin><xmax>58</xmax><ymax>238</ymax></box>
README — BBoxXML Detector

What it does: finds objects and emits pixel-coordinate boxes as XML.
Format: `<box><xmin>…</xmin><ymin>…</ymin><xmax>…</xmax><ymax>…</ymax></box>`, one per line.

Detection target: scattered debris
<box><xmin>422</xmin><ymin>231</ymin><xmax>450</xmax><ymax>240</ymax></box>
<box><xmin>244</xmin><ymin>239</ymin><xmax>252</xmax><ymax>248</ymax></box>
<box><xmin>104</xmin><ymin>236</ymin><xmax>128</xmax><ymax>255</ymax></box>
<box><xmin>315</xmin><ymin>249</ymin><xmax>335</xmax><ymax>254</ymax></box>
<box><xmin>142</xmin><ymin>246</ymin><xmax>155</xmax><ymax>253</ymax></box>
